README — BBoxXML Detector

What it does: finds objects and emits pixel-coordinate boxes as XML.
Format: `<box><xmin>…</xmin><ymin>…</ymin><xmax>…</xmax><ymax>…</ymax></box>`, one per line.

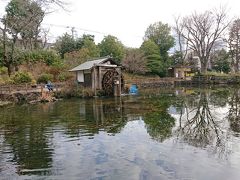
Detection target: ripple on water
<box><xmin>1</xmin><ymin>89</ymin><xmax>240</xmax><ymax>179</ymax></box>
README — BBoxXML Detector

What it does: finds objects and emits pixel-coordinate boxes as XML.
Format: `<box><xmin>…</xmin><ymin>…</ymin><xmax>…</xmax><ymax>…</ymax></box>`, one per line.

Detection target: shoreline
<box><xmin>1</xmin><ymin>75</ymin><xmax>240</xmax><ymax>107</ymax></box>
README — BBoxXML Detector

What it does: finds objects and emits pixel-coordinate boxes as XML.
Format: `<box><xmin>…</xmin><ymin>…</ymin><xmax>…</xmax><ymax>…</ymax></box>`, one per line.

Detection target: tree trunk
<box><xmin>236</xmin><ymin>57</ymin><xmax>240</xmax><ymax>73</ymax></box>
<box><xmin>7</xmin><ymin>65</ymin><xmax>12</xmax><ymax>77</ymax></box>
<box><xmin>201</xmin><ymin>61</ymin><xmax>208</xmax><ymax>73</ymax></box>
<box><xmin>234</xmin><ymin>62</ymin><xmax>238</xmax><ymax>73</ymax></box>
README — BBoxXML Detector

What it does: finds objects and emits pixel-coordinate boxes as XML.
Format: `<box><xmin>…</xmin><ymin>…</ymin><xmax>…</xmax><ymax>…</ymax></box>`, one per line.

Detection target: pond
<box><xmin>1</xmin><ymin>86</ymin><xmax>240</xmax><ymax>179</ymax></box>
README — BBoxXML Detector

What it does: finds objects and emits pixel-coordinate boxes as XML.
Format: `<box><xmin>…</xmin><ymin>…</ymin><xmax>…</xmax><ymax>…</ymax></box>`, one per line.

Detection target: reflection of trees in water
<box><xmin>49</xmin><ymin>98</ymin><xmax>129</xmax><ymax>137</ymax></box>
<box><xmin>144</xmin><ymin>112</ymin><xmax>175</xmax><ymax>142</ymax></box>
<box><xmin>209</xmin><ymin>88</ymin><xmax>230</xmax><ymax>107</ymax></box>
<box><xmin>228</xmin><ymin>89</ymin><xmax>240</xmax><ymax>133</ymax></box>
<box><xmin>0</xmin><ymin>99</ymin><xmax>130</xmax><ymax>175</ymax></box>
<box><xmin>54</xmin><ymin>96</ymin><xmax>177</xmax><ymax>139</ymax></box>
<box><xmin>174</xmin><ymin>91</ymin><xmax>230</xmax><ymax>157</ymax></box>
<box><xmin>0</xmin><ymin>105</ymin><xmax>53</xmax><ymax>175</ymax></box>
<box><xmin>101</xmin><ymin>99</ymin><xmax>127</xmax><ymax>134</ymax></box>
<box><xmin>2</xmin><ymin>88</ymin><xmax>239</xmax><ymax>176</ymax></box>
<box><xmin>143</xmin><ymin>96</ymin><xmax>176</xmax><ymax>142</ymax></box>
<box><xmin>86</xmin><ymin>98</ymin><xmax>128</xmax><ymax>134</ymax></box>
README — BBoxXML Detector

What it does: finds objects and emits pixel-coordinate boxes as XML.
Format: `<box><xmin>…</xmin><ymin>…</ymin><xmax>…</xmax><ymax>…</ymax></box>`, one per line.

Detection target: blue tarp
<box><xmin>129</xmin><ymin>84</ymin><xmax>138</xmax><ymax>94</ymax></box>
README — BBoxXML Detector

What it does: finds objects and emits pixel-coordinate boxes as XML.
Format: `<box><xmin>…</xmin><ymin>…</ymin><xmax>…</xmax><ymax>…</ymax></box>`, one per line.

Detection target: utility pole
<box><xmin>71</xmin><ymin>27</ymin><xmax>76</xmax><ymax>39</ymax></box>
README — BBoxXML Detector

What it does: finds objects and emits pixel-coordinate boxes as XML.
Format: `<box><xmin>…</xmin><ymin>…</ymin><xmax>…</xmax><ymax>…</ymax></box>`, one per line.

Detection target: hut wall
<box><xmin>84</xmin><ymin>72</ymin><xmax>92</xmax><ymax>87</ymax></box>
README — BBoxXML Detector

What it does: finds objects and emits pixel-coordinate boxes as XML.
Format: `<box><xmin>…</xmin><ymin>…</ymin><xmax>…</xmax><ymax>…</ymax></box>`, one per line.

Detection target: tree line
<box><xmin>1</xmin><ymin>1</ymin><xmax>240</xmax><ymax>82</ymax></box>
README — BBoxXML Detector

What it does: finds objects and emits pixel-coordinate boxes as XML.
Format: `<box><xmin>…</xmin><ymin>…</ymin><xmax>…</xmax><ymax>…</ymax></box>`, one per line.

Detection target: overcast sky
<box><xmin>1</xmin><ymin>0</ymin><xmax>240</xmax><ymax>47</ymax></box>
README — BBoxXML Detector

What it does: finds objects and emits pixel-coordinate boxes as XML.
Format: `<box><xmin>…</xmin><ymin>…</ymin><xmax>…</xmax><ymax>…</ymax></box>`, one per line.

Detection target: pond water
<box><xmin>1</xmin><ymin>86</ymin><xmax>240</xmax><ymax>179</ymax></box>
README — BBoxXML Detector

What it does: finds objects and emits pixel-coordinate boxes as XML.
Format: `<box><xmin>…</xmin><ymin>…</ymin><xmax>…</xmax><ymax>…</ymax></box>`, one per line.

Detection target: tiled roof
<box><xmin>69</xmin><ymin>57</ymin><xmax>109</xmax><ymax>71</ymax></box>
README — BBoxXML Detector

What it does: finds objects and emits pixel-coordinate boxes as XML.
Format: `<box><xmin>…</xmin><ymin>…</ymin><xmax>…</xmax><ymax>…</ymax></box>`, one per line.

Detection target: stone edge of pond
<box><xmin>0</xmin><ymin>101</ymin><xmax>13</xmax><ymax>107</ymax></box>
<box><xmin>0</xmin><ymin>92</ymin><xmax>59</xmax><ymax>106</ymax></box>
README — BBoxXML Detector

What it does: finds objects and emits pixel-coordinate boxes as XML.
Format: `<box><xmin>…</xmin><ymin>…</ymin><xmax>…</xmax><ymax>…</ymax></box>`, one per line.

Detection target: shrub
<box><xmin>97</xmin><ymin>90</ymin><xmax>106</xmax><ymax>96</ymax></box>
<box><xmin>0</xmin><ymin>67</ymin><xmax>8</xmax><ymax>75</ymax></box>
<box><xmin>82</xmin><ymin>88</ymin><xmax>94</xmax><ymax>97</ymax></box>
<box><xmin>47</xmin><ymin>60</ymin><xmax>65</xmax><ymax>81</ymax></box>
<box><xmin>37</xmin><ymin>73</ymin><xmax>53</xmax><ymax>84</ymax></box>
<box><xmin>0</xmin><ymin>77</ymin><xmax>3</xmax><ymax>85</ymax></box>
<box><xmin>54</xmin><ymin>83</ymin><xmax>94</xmax><ymax>98</ymax></box>
<box><xmin>0</xmin><ymin>76</ymin><xmax>14</xmax><ymax>85</ymax></box>
<box><xmin>12</xmin><ymin>72</ymin><xmax>33</xmax><ymax>84</ymax></box>
<box><xmin>58</xmin><ymin>73</ymin><xmax>66</xmax><ymax>82</ymax></box>
<box><xmin>58</xmin><ymin>72</ymin><xmax>72</xmax><ymax>82</ymax></box>
<box><xmin>20</xmin><ymin>50</ymin><xmax>62</xmax><ymax>66</ymax></box>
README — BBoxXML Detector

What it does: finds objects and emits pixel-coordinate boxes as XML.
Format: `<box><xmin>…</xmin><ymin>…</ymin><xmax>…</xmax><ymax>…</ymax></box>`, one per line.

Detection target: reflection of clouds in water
<box><xmin>50</xmin><ymin>120</ymin><xmax>156</xmax><ymax>179</ymax></box>
<box><xmin>169</xmin><ymin>91</ymin><xmax>239</xmax><ymax>160</ymax></box>
<box><xmin>49</xmin><ymin>120</ymin><xmax>240</xmax><ymax>180</ymax></box>
<box><xmin>168</xmin><ymin>105</ymin><xmax>186</xmax><ymax>115</ymax></box>
<box><xmin>40</xmin><ymin>92</ymin><xmax>240</xmax><ymax>180</ymax></box>
<box><xmin>2</xmin><ymin>89</ymin><xmax>240</xmax><ymax>179</ymax></box>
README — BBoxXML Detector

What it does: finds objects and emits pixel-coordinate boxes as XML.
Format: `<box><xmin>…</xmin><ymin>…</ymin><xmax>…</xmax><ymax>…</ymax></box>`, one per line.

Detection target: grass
<box><xmin>200</xmin><ymin>71</ymin><xmax>240</xmax><ymax>78</ymax></box>
<box><xmin>123</xmin><ymin>72</ymin><xmax>160</xmax><ymax>84</ymax></box>
<box><xmin>201</xmin><ymin>71</ymin><xmax>229</xmax><ymax>77</ymax></box>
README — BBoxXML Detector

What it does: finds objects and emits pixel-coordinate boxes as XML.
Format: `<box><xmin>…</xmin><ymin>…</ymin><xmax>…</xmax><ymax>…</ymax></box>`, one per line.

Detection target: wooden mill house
<box><xmin>69</xmin><ymin>57</ymin><xmax>124</xmax><ymax>96</ymax></box>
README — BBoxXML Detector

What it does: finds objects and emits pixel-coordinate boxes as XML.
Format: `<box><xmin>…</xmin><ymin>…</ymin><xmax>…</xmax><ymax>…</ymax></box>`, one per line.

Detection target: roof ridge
<box><xmin>69</xmin><ymin>56</ymin><xmax>113</xmax><ymax>72</ymax></box>
<box><xmin>85</xmin><ymin>56</ymin><xmax>112</xmax><ymax>62</ymax></box>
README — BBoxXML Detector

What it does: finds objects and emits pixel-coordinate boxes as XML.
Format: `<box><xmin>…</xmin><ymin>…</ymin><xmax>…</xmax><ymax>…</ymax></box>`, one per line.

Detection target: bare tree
<box><xmin>173</xmin><ymin>16</ymin><xmax>189</xmax><ymax>64</ymax></box>
<box><xmin>122</xmin><ymin>49</ymin><xmax>149</xmax><ymax>74</ymax></box>
<box><xmin>40</xmin><ymin>28</ymin><xmax>50</xmax><ymax>49</ymax></box>
<box><xmin>228</xmin><ymin>19</ymin><xmax>240</xmax><ymax>73</ymax></box>
<box><xmin>176</xmin><ymin>8</ymin><xmax>230</xmax><ymax>73</ymax></box>
<box><xmin>37</xmin><ymin>0</ymin><xmax>66</xmax><ymax>8</ymax></box>
<box><xmin>36</xmin><ymin>0</ymin><xmax>69</xmax><ymax>12</ymax></box>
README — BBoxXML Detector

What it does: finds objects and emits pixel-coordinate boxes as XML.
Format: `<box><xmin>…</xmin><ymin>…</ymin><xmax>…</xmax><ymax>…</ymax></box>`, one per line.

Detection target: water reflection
<box><xmin>170</xmin><ymin>88</ymin><xmax>240</xmax><ymax>159</ymax></box>
<box><xmin>144</xmin><ymin>95</ymin><xmax>176</xmax><ymax>142</ymax></box>
<box><xmin>228</xmin><ymin>88</ymin><xmax>240</xmax><ymax>133</ymax></box>
<box><xmin>53</xmin><ymin>98</ymin><xmax>128</xmax><ymax>136</ymax></box>
<box><xmin>0</xmin><ymin>105</ymin><xmax>54</xmax><ymax>175</ymax></box>
<box><xmin>175</xmin><ymin>91</ymin><xmax>224</xmax><ymax>148</ymax></box>
<box><xmin>0</xmin><ymin>87</ymin><xmax>240</xmax><ymax>179</ymax></box>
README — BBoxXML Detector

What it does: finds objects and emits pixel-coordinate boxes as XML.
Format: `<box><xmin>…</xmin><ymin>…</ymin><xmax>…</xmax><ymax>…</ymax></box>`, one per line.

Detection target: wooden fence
<box><xmin>0</xmin><ymin>83</ymin><xmax>64</xmax><ymax>94</ymax></box>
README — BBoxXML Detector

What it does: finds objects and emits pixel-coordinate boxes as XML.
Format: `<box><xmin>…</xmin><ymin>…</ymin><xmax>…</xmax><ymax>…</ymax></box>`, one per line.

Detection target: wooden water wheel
<box><xmin>102</xmin><ymin>69</ymin><xmax>124</xmax><ymax>96</ymax></box>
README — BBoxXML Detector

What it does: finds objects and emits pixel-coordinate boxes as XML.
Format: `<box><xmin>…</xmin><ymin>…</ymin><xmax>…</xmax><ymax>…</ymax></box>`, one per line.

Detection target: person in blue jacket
<box><xmin>46</xmin><ymin>81</ymin><xmax>53</xmax><ymax>92</ymax></box>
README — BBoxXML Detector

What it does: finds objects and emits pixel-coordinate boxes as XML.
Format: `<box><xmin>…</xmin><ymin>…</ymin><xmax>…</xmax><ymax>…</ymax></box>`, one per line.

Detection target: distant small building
<box><xmin>69</xmin><ymin>57</ymin><xmax>123</xmax><ymax>96</ymax></box>
<box><xmin>168</xmin><ymin>65</ymin><xmax>192</xmax><ymax>80</ymax></box>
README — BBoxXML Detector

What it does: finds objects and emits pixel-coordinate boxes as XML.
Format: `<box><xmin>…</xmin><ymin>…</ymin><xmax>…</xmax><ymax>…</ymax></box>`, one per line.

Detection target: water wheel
<box><xmin>102</xmin><ymin>69</ymin><xmax>124</xmax><ymax>96</ymax></box>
